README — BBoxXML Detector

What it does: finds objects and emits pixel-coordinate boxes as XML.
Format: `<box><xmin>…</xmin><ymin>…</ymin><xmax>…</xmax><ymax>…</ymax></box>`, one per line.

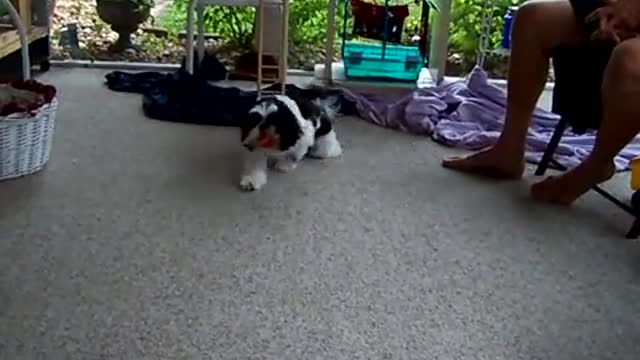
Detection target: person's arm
<box><xmin>587</xmin><ymin>0</ymin><xmax>640</xmax><ymax>42</ymax></box>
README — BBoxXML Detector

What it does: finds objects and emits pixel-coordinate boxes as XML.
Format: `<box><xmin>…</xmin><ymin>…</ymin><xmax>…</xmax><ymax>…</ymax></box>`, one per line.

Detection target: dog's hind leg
<box><xmin>310</xmin><ymin>130</ymin><xmax>343</xmax><ymax>159</ymax></box>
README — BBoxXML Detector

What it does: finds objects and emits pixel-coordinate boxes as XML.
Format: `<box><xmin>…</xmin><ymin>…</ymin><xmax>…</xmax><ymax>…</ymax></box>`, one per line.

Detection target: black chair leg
<box><xmin>535</xmin><ymin>117</ymin><xmax>569</xmax><ymax>176</ymax></box>
<box><xmin>627</xmin><ymin>192</ymin><xmax>640</xmax><ymax>239</ymax></box>
<box><xmin>626</xmin><ymin>218</ymin><xmax>640</xmax><ymax>239</ymax></box>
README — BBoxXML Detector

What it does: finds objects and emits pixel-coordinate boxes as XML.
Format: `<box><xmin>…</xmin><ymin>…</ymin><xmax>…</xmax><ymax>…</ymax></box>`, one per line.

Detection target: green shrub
<box><xmin>160</xmin><ymin>0</ymin><xmax>517</xmax><ymax>67</ymax></box>
<box><xmin>161</xmin><ymin>1</ymin><xmax>255</xmax><ymax>47</ymax></box>
<box><xmin>449</xmin><ymin>0</ymin><xmax>519</xmax><ymax>61</ymax></box>
<box><xmin>162</xmin><ymin>0</ymin><xmax>332</xmax><ymax>48</ymax></box>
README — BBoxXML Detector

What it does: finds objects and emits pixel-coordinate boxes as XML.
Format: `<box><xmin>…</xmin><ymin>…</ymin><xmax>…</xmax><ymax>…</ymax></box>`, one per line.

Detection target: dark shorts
<box><xmin>570</xmin><ymin>0</ymin><xmax>606</xmax><ymax>35</ymax></box>
<box><xmin>551</xmin><ymin>0</ymin><xmax>614</xmax><ymax>129</ymax></box>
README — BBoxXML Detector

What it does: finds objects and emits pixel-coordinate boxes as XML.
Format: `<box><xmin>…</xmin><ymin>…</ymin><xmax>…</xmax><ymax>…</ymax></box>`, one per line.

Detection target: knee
<box><xmin>513</xmin><ymin>1</ymin><xmax>549</xmax><ymax>28</ymax></box>
<box><xmin>608</xmin><ymin>39</ymin><xmax>640</xmax><ymax>84</ymax></box>
<box><xmin>511</xmin><ymin>0</ymin><xmax>576</xmax><ymax>49</ymax></box>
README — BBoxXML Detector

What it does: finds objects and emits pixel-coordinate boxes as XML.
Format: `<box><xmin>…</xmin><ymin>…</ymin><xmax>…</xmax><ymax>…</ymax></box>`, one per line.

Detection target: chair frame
<box><xmin>184</xmin><ymin>0</ymin><xmax>289</xmax><ymax>97</ymax></box>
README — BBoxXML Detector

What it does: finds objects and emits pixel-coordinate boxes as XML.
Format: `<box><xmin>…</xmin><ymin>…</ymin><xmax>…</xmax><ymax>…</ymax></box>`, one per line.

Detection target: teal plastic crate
<box><xmin>342</xmin><ymin>41</ymin><xmax>425</xmax><ymax>82</ymax></box>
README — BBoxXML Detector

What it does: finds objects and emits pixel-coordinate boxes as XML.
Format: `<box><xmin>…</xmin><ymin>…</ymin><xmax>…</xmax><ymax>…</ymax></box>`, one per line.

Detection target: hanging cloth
<box><xmin>351</xmin><ymin>0</ymin><xmax>410</xmax><ymax>43</ymax></box>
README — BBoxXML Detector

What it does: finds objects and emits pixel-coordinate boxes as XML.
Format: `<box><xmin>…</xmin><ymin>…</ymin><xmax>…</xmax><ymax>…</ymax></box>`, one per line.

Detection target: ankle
<box><xmin>491</xmin><ymin>141</ymin><xmax>525</xmax><ymax>161</ymax></box>
<box><xmin>578</xmin><ymin>157</ymin><xmax>616</xmax><ymax>179</ymax></box>
<box><xmin>583</xmin><ymin>154</ymin><xmax>615</xmax><ymax>169</ymax></box>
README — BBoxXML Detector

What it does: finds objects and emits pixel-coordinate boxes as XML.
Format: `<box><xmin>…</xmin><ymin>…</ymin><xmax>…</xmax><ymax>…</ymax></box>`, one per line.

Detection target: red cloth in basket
<box><xmin>0</xmin><ymin>80</ymin><xmax>57</xmax><ymax>117</ymax></box>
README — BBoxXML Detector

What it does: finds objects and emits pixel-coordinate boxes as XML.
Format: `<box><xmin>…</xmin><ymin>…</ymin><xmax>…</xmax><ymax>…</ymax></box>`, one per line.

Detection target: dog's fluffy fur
<box><xmin>239</xmin><ymin>94</ymin><xmax>343</xmax><ymax>191</ymax></box>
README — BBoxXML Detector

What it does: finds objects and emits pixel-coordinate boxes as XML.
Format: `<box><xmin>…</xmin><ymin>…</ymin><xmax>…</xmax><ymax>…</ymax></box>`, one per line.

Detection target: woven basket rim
<box><xmin>0</xmin><ymin>97</ymin><xmax>58</xmax><ymax>128</ymax></box>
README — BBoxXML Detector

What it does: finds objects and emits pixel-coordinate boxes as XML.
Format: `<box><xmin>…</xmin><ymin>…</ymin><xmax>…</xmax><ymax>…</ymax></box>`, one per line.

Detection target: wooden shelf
<box><xmin>0</xmin><ymin>25</ymin><xmax>47</xmax><ymax>59</ymax></box>
<box><xmin>0</xmin><ymin>0</ymin><xmax>51</xmax><ymax>79</ymax></box>
<box><xmin>0</xmin><ymin>0</ymin><xmax>49</xmax><ymax>57</ymax></box>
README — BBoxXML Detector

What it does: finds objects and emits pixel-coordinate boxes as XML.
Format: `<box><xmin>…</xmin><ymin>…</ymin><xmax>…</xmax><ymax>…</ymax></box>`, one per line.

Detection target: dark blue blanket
<box><xmin>104</xmin><ymin>54</ymin><xmax>358</xmax><ymax>127</ymax></box>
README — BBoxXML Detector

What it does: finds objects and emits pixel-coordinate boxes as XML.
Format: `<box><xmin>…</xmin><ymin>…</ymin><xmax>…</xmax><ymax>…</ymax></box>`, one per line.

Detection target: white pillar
<box><xmin>428</xmin><ymin>0</ymin><xmax>452</xmax><ymax>84</ymax></box>
<box><xmin>324</xmin><ymin>0</ymin><xmax>337</xmax><ymax>84</ymax></box>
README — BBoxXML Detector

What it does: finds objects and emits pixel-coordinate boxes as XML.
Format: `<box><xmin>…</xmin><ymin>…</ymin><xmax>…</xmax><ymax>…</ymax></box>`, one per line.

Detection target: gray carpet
<box><xmin>1</xmin><ymin>68</ymin><xmax>639</xmax><ymax>360</ymax></box>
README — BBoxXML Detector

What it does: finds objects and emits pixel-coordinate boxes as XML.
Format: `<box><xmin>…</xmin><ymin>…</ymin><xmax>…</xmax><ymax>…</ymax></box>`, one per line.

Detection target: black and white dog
<box><xmin>239</xmin><ymin>94</ymin><xmax>343</xmax><ymax>191</ymax></box>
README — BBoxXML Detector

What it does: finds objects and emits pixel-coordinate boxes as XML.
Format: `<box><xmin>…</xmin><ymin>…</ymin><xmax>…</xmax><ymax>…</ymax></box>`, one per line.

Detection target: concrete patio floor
<box><xmin>1</xmin><ymin>68</ymin><xmax>639</xmax><ymax>359</ymax></box>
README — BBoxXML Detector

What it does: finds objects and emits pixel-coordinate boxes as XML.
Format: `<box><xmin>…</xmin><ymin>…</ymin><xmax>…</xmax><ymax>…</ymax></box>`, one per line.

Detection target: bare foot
<box><xmin>530</xmin><ymin>160</ymin><xmax>616</xmax><ymax>205</ymax></box>
<box><xmin>442</xmin><ymin>147</ymin><xmax>525</xmax><ymax>180</ymax></box>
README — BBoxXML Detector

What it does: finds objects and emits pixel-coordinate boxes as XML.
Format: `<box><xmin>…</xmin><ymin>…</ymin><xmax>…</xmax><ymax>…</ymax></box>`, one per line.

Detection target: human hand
<box><xmin>587</xmin><ymin>0</ymin><xmax>640</xmax><ymax>42</ymax></box>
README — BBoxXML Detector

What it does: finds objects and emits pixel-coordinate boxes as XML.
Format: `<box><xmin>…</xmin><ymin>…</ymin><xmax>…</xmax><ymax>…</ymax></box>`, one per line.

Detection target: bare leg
<box><xmin>531</xmin><ymin>38</ymin><xmax>640</xmax><ymax>204</ymax></box>
<box><xmin>442</xmin><ymin>0</ymin><xmax>585</xmax><ymax>178</ymax></box>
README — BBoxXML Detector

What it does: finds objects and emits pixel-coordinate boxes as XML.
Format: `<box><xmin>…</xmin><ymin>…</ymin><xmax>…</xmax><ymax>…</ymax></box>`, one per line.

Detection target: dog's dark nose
<box><xmin>243</xmin><ymin>143</ymin><xmax>256</xmax><ymax>151</ymax></box>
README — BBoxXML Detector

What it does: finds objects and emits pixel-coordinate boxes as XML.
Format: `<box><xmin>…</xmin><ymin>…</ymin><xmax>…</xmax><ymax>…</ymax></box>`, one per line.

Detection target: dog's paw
<box><xmin>239</xmin><ymin>171</ymin><xmax>267</xmax><ymax>191</ymax></box>
<box><xmin>273</xmin><ymin>159</ymin><xmax>298</xmax><ymax>173</ymax></box>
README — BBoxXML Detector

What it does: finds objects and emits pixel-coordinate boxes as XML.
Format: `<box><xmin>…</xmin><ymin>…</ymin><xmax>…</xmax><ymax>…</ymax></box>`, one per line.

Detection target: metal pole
<box><xmin>476</xmin><ymin>0</ymin><xmax>495</xmax><ymax>68</ymax></box>
<box><xmin>196</xmin><ymin>4</ymin><xmax>205</xmax><ymax>63</ymax></box>
<box><xmin>257</xmin><ymin>0</ymin><xmax>265</xmax><ymax>97</ymax></box>
<box><xmin>280</xmin><ymin>0</ymin><xmax>289</xmax><ymax>94</ymax></box>
<box><xmin>325</xmin><ymin>0</ymin><xmax>337</xmax><ymax>85</ymax></box>
<box><xmin>381</xmin><ymin>0</ymin><xmax>389</xmax><ymax>59</ymax></box>
<box><xmin>185</xmin><ymin>0</ymin><xmax>197</xmax><ymax>73</ymax></box>
<box><xmin>1</xmin><ymin>0</ymin><xmax>30</xmax><ymax>79</ymax></box>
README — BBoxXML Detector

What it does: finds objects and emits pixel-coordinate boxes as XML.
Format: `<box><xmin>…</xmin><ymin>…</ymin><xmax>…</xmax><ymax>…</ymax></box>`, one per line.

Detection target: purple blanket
<box><xmin>341</xmin><ymin>66</ymin><xmax>640</xmax><ymax>171</ymax></box>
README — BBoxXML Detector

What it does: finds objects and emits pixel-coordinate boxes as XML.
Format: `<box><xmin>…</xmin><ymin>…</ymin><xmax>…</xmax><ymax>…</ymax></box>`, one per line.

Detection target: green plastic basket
<box><xmin>342</xmin><ymin>41</ymin><xmax>425</xmax><ymax>82</ymax></box>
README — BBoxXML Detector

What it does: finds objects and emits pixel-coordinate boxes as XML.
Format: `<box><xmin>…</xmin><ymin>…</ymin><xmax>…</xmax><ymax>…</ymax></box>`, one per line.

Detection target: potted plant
<box><xmin>96</xmin><ymin>0</ymin><xmax>153</xmax><ymax>52</ymax></box>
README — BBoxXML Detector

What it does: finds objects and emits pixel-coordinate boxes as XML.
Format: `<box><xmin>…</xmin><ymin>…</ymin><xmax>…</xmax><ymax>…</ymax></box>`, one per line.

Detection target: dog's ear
<box><xmin>267</xmin><ymin>104</ymin><xmax>303</xmax><ymax>151</ymax></box>
<box><xmin>240</xmin><ymin>111</ymin><xmax>263</xmax><ymax>142</ymax></box>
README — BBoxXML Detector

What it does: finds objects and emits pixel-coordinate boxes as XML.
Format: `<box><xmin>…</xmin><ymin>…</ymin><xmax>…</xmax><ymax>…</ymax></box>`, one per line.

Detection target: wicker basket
<box><xmin>0</xmin><ymin>0</ymin><xmax>59</xmax><ymax>181</ymax></box>
<box><xmin>0</xmin><ymin>97</ymin><xmax>58</xmax><ymax>181</ymax></box>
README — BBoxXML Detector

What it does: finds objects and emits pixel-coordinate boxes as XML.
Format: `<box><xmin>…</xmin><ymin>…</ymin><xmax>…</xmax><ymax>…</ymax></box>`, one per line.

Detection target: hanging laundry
<box><xmin>350</xmin><ymin>0</ymin><xmax>410</xmax><ymax>43</ymax></box>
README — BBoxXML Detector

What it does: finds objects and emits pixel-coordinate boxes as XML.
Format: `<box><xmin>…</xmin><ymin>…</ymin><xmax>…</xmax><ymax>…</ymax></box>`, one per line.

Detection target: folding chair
<box><xmin>184</xmin><ymin>0</ymin><xmax>289</xmax><ymax>97</ymax></box>
<box><xmin>535</xmin><ymin>43</ymin><xmax>640</xmax><ymax>238</ymax></box>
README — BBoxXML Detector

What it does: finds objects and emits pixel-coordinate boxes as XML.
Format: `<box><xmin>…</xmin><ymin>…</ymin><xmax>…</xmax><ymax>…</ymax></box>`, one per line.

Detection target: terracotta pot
<box><xmin>229</xmin><ymin>50</ymin><xmax>279</xmax><ymax>81</ymax></box>
<box><xmin>96</xmin><ymin>0</ymin><xmax>151</xmax><ymax>52</ymax></box>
